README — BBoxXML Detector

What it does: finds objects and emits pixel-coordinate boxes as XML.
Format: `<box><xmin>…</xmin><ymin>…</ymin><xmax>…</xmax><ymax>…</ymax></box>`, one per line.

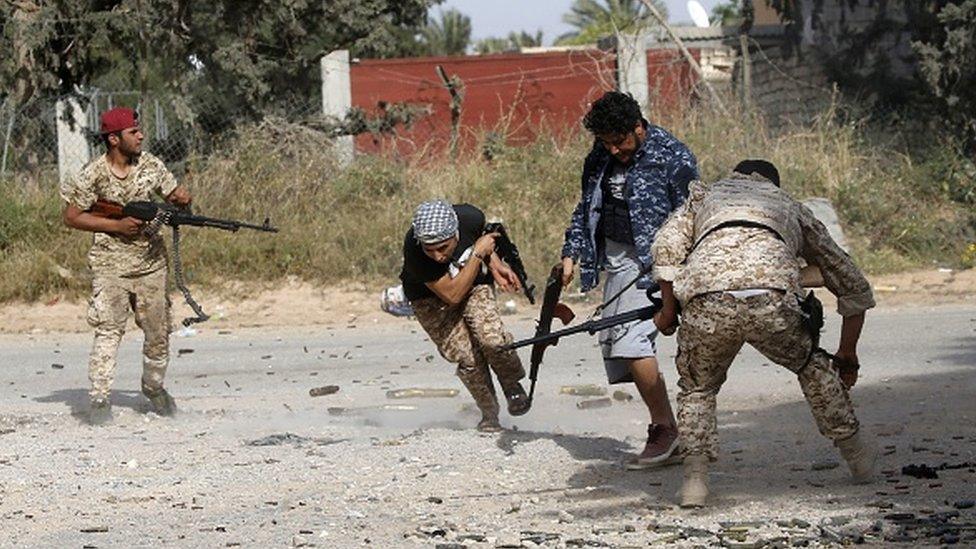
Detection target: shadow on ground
<box><xmin>495</xmin><ymin>351</ymin><xmax>976</xmax><ymax>520</ymax></box>
<box><xmin>34</xmin><ymin>388</ymin><xmax>149</xmax><ymax>422</ymax></box>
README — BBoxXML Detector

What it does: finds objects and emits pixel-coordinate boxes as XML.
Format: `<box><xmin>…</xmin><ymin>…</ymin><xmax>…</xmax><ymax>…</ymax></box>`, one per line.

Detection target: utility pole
<box><xmin>637</xmin><ymin>0</ymin><xmax>729</xmax><ymax>114</ymax></box>
<box><xmin>435</xmin><ymin>65</ymin><xmax>464</xmax><ymax>161</ymax></box>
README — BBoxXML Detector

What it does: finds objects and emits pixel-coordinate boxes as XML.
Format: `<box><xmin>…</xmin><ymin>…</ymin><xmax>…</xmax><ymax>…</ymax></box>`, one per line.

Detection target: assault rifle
<box><xmin>506</xmin><ymin>285</ymin><xmax>664</xmax><ymax>351</ymax></box>
<box><xmin>523</xmin><ymin>264</ymin><xmax>576</xmax><ymax>405</ymax></box>
<box><xmin>484</xmin><ymin>222</ymin><xmax>535</xmax><ymax>304</ymax></box>
<box><xmin>504</xmin><ymin>284</ymin><xmax>664</xmax><ymax>408</ymax></box>
<box><xmin>89</xmin><ymin>199</ymin><xmax>278</xmax><ymax>325</ymax></box>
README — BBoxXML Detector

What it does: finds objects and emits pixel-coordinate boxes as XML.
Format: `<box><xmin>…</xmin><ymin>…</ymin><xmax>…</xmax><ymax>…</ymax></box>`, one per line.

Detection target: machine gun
<box><xmin>90</xmin><ymin>199</ymin><xmax>278</xmax><ymax>233</ymax></box>
<box><xmin>484</xmin><ymin>221</ymin><xmax>535</xmax><ymax>304</ymax></box>
<box><xmin>89</xmin><ymin>199</ymin><xmax>278</xmax><ymax>326</ymax></box>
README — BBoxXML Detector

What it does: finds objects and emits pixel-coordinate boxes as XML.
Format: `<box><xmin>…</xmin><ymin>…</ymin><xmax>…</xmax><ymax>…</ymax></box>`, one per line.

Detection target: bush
<box><xmin>1</xmin><ymin>101</ymin><xmax>974</xmax><ymax>302</ymax></box>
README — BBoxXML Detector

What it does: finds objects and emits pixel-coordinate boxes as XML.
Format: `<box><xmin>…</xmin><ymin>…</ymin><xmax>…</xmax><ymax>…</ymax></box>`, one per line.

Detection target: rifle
<box><xmin>90</xmin><ymin>199</ymin><xmax>278</xmax><ymax>233</ymax></box>
<box><xmin>504</xmin><ymin>284</ymin><xmax>664</xmax><ymax>351</ymax></box>
<box><xmin>484</xmin><ymin>222</ymin><xmax>535</xmax><ymax>304</ymax></box>
<box><xmin>88</xmin><ymin>199</ymin><xmax>278</xmax><ymax>325</ymax></box>
<box><xmin>523</xmin><ymin>264</ymin><xmax>576</xmax><ymax>405</ymax></box>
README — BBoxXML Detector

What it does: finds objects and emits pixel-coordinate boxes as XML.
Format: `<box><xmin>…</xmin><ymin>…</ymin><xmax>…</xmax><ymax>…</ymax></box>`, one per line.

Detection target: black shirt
<box><xmin>600</xmin><ymin>161</ymin><xmax>635</xmax><ymax>245</ymax></box>
<box><xmin>399</xmin><ymin>203</ymin><xmax>493</xmax><ymax>301</ymax></box>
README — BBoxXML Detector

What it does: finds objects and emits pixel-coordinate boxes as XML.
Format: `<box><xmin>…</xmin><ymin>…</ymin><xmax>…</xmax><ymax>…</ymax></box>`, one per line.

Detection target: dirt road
<box><xmin>0</xmin><ymin>304</ymin><xmax>974</xmax><ymax>546</ymax></box>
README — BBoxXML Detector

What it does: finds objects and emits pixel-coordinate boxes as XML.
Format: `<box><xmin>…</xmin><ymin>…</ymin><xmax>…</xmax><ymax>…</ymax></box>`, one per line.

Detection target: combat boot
<box><xmin>88</xmin><ymin>398</ymin><xmax>113</xmax><ymax>426</ymax></box>
<box><xmin>503</xmin><ymin>382</ymin><xmax>531</xmax><ymax>416</ymax></box>
<box><xmin>835</xmin><ymin>430</ymin><xmax>876</xmax><ymax>484</ymax></box>
<box><xmin>144</xmin><ymin>388</ymin><xmax>177</xmax><ymax>417</ymax></box>
<box><xmin>477</xmin><ymin>415</ymin><xmax>503</xmax><ymax>433</ymax></box>
<box><xmin>679</xmin><ymin>455</ymin><xmax>710</xmax><ymax>508</ymax></box>
<box><xmin>457</xmin><ymin>368</ymin><xmax>501</xmax><ymax>432</ymax></box>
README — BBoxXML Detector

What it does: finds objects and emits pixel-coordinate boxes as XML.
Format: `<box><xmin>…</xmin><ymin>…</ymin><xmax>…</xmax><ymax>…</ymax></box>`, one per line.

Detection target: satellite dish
<box><xmin>687</xmin><ymin>0</ymin><xmax>711</xmax><ymax>28</ymax></box>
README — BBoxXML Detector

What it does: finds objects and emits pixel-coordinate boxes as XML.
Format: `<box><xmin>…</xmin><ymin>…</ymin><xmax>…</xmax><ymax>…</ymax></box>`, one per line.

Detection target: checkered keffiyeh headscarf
<box><xmin>412</xmin><ymin>200</ymin><xmax>458</xmax><ymax>244</ymax></box>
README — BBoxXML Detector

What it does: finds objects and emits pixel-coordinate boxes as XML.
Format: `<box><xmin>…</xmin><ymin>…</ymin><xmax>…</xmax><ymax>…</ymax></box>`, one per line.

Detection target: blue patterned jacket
<box><xmin>561</xmin><ymin>123</ymin><xmax>698</xmax><ymax>292</ymax></box>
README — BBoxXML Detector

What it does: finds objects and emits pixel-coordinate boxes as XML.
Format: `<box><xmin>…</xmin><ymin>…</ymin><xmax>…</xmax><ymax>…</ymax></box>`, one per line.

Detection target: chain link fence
<box><xmin>0</xmin><ymin>89</ymin><xmax>324</xmax><ymax>184</ymax></box>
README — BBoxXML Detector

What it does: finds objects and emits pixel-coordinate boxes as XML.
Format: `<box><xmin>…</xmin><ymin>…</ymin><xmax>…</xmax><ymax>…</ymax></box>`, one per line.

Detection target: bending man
<box><xmin>400</xmin><ymin>200</ymin><xmax>530</xmax><ymax>432</ymax></box>
<box><xmin>651</xmin><ymin>160</ymin><xmax>876</xmax><ymax>507</ymax></box>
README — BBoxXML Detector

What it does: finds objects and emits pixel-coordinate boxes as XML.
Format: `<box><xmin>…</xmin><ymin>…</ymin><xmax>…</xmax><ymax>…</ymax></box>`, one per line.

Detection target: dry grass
<box><xmin>1</xmin><ymin>102</ymin><xmax>973</xmax><ymax>302</ymax></box>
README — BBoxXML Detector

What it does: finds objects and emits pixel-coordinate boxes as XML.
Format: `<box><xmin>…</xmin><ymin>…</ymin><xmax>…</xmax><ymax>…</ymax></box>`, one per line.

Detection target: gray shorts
<box><xmin>600</xmin><ymin>239</ymin><xmax>658</xmax><ymax>384</ymax></box>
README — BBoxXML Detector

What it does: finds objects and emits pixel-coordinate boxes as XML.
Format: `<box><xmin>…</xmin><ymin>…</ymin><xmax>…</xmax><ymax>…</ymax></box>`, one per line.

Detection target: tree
<box><xmin>0</xmin><ymin>0</ymin><xmax>439</xmax><ymax>111</ymax></box>
<box><xmin>475</xmin><ymin>30</ymin><xmax>544</xmax><ymax>54</ymax></box>
<box><xmin>914</xmin><ymin>0</ymin><xmax>976</xmax><ymax>155</ymax></box>
<box><xmin>419</xmin><ymin>9</ymin><xmax>472</xmax><ymax>56</ymax></box>
<box><xmin>556</xmin><ymin>0</ymin><xmax>667</xmax><ymax>46</ymax></box>
<box><xmin>710</xmin><ymin>0</ymin><xmax>743</xmax><ymax>26</ymax></box>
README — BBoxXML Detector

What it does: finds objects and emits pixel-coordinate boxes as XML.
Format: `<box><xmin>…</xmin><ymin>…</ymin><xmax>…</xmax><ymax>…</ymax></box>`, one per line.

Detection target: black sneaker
<box><xmin>504</xmin><ymin>383</ymin><xmax>531</xmax><ymax>416</ymax></box>
<box><xmin>145</xmin><ymin>389</ymin><xmax>177</xmax><ymax>417</ymax></box>
<box><xmin>89</xmin><ymin>398</ymin><xmax>113</xmax><ymax>426</ymax></box>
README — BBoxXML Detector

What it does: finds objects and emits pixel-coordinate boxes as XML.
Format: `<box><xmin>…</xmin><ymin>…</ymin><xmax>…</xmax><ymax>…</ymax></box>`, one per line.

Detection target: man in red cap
<box><xmin>60</xmin><ymin>107</ymin><xmax>192</xmax><ymax>425</ymax></box>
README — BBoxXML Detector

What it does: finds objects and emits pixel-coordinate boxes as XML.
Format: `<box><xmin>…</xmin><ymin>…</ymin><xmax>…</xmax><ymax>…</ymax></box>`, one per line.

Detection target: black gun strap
<box><xmin>171</xmin><ymin>224</ymin><xmax>210</xmax><ymax>326</ymax></box>
<box><xmin>691</xmin><ymin>220</ymin><xmax>784</xmax><ymax>254</ymax></box>
<box><xmin>591</xmin><ymin>260</ymin><xmax>654</xmax><ymax>319</ymax></box>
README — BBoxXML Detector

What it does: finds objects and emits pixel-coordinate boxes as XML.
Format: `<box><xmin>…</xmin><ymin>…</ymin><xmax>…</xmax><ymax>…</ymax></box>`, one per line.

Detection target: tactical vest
<box><xmin>692</xmin><ymin>177</ymin><xmax>802</xmax><ymax>254</ymax></box>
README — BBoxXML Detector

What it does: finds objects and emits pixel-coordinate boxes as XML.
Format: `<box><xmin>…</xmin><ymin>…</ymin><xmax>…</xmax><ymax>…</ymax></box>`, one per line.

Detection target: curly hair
<box><xmin>582</xmin><ymin>91</ymin><xmax>643</xmax><ymax>135</ymax></box>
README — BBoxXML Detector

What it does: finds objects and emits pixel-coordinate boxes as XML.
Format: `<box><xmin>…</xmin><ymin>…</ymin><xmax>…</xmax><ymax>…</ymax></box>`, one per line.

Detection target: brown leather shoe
<box><xmin>625</xmin><ymin>423</ymin><xmax>681</xmax><ymax>470</ymax></box>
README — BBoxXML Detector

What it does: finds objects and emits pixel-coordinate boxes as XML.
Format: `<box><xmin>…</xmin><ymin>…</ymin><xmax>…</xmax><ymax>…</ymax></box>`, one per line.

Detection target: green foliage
<box><xmin>475</xmin><ymin>30</ymin><xmax>545</xmax><ymax>54</ymax></box>
<box><xmin>710</xmin><ymin>0</ymin><xmax>743</xmax><ymax>26</ymax></box>
<box><xmin>419</xmin><ymin>9</ymin><xmax>472</xmax><ymax>56</ymax></box>
<box><xmin>914</xmin><ymin>0</ymin><xmax>976</xmax><ymax>154</ymax></box>
<box><xmin>3</xmin><ymin>100</ymin><xmax>976</xmax><ymax>302</ymax></box>
<box><xmin>0</xmin><ymin>1</ymin><xmax>439</xmax><ymax>111</ymax></box>
<box><xmin>556</xmin><ymin>0</ymin><xmax>667</xmax><ymax>45</ymax></box>
<box><xmin>762</xmin><ymin>0</ymin><xmax>976</xmax><ymax>155</ymax></box>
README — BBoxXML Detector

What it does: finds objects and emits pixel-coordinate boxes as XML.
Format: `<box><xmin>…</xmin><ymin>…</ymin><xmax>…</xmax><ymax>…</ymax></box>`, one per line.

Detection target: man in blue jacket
<box><xmin>561</xmin><ymin>91</ymin><xmax>698</xmax><ymax>469</ymax></box>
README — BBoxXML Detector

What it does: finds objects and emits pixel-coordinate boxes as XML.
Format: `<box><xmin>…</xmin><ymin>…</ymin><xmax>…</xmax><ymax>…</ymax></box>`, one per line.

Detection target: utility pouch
<box><xmin>798</xmin><ymin>290</ymin><xmax>824</xmax><ymax>364</ymax></box>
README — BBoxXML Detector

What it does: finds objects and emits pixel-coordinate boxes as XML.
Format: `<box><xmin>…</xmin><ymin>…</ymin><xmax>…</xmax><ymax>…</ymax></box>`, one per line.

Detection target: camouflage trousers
<box><xmin>675</xmin><ymin>291</ymin><xmax>859</xmax><ymax>460</ymax></box>
<box><xmin>411</xmin><ymin>284</ymin><xmax>526</xmax><ymax>419</ymax></box>
<box><xmin>86</xmin><ymin>268</ymin><xmax>172</xmax><ymax>401</ymax></box>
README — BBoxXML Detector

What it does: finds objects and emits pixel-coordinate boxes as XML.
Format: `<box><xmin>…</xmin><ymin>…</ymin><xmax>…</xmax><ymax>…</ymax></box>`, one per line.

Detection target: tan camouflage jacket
<box><xmin>60</xmin><ymin>152</ymin><xmax>178</xmax><ymax>277</ymax></box>
<box><xmin>652</xmin><ymin>173</ymin><xmax>875</xmax><ymax>316</ymax></box>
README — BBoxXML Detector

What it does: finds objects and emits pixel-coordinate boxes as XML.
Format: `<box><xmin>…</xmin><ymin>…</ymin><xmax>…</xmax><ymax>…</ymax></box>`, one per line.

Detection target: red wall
<box><xmin>350</xmin><ymin>48</ymin><xmax>697</xmax><ymax>156</ymax></box>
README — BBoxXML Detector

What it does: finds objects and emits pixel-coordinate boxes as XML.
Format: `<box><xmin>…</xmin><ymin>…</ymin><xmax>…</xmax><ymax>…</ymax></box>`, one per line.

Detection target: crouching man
<box><xmin>651</xmin><ymin>160</ymin><xmax>877</xmax><ymax>507</ymax></box>
<box><xmin>400</xmin><ymin>200</ymin><xmax>531</xmax><ymax>432</ymax></box>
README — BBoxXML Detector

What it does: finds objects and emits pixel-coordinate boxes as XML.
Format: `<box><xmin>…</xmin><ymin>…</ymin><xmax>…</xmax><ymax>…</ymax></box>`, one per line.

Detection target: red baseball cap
<box><xmin>99</xmin><ymin>107</ymin><xmax>139</xmax><ymax>134</ymax></box>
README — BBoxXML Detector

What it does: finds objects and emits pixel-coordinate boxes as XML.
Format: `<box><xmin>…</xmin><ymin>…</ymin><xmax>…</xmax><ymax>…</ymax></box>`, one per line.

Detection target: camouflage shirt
<box><xmin>60</xmin><ymin>152</ymin><xmax>178</xmax><ymax>277</ymax></box>
<box><xmin>561</xmin><ymin>122</ymin><xmax>699</xmax><ymax>292</ymax></box>
<box><xmin>652</xmin><ymin>174</ymin><xmax>875</xmax><ymax>317</ymax></box>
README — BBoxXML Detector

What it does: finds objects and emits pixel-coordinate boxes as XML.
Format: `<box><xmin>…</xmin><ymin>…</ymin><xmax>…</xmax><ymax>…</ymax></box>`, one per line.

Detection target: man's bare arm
<box><xmin>62</xmin><ymin>203</ymin><xmax>142</xmax><ymax>237</ymax></box>
<box><xmin>426</xmin><ymin>254</ymin><xmax>487</xmax><ymax>306</ymax></box>
<box><xmin>166</xmin><ymin>185</ymin><xmax>192</xmax><ymax>207</ymax></box>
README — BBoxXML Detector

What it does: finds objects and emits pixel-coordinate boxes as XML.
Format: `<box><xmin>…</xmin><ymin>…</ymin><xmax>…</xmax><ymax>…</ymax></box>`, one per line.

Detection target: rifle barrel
<box><xmin>505</xmin><ymin>304</ymin><xmax>660</xmax><ymax>351</ymax></box>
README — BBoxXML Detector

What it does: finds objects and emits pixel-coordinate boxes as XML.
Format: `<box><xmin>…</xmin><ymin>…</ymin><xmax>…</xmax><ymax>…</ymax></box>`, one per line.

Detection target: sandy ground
<box><xmin>2</xmin><ymin>268</ymin><xmax>975</xmax><ymax>335</ymax></box>
<box><xmin>0</xmin><ymin>296</ymin><xmax>974</xmax><ymax>546</ymax></box>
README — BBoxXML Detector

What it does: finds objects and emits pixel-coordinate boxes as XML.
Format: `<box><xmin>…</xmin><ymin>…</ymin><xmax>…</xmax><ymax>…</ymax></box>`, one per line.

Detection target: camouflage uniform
<box><xmin>411</xmin><ymin>284</ymin><xmax>526</xmax><ymax>419</ymax></box>
<box><xmin>652</xmin><ymin>173</ymin><xmax>875</xmax><ymax>460</ymax></box>
<box><xmin>60</xmin><ymin>153</ymin><xmax>178</xmax><ymax>401</ymax></box>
